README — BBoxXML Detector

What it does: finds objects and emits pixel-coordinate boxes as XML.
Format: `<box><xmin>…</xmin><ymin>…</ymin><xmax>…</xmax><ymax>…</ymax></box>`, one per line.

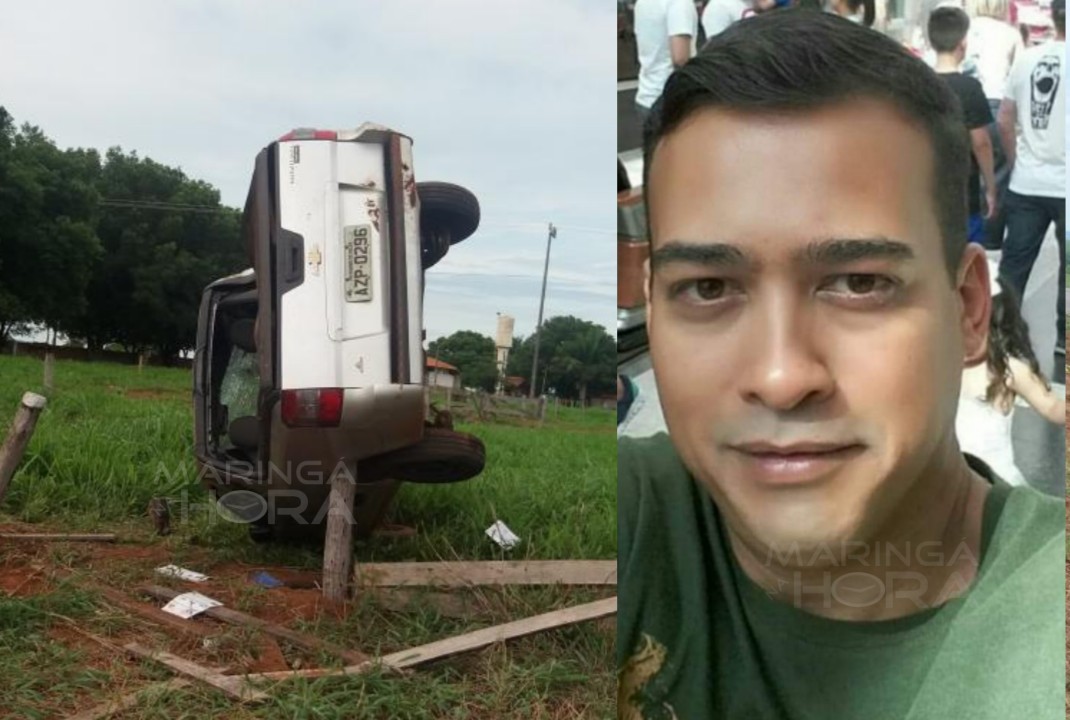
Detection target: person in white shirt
<box><xmin>701</xmin><ymin>0</ymin><xmax>752</xmax><ymax>39</ymax></box>
<box><xmin>634</xmin><ymin>0</ymin><xmax>698</xmax><ymax>126</ymax></box>
<box><xmin>965</xmin><ymin>0</ymin><xmax>1023</xmax><ymax>101</ymax></box>
<box><xmin>996</xmin><ymin>0</ymin><xmax>1065</xmax><ymax>352</ymax></box>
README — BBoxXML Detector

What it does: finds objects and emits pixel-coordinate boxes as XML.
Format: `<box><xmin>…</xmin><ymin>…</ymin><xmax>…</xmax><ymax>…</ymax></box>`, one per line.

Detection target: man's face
<box><xmin>645</xmin><ymin>100</ymin><xmax>988</xmax><ymax>556</ymax></box>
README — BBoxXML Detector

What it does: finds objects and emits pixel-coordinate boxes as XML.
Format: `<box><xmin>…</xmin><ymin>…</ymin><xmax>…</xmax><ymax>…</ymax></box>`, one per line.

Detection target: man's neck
<box><xmin>728</xmin><ymin>441</ymin><xmax>991</xmax><ymax>622</ymax></box>
<box><xmin>934</xmin><ymin>53</ymin><xmax>963</xmax><ymax>72</ymax></box>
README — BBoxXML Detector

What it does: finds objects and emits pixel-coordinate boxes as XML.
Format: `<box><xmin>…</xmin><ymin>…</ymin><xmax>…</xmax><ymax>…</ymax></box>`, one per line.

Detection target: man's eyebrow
<box><xmin>650</xmin><ymin>242</ymin><xmax>747</xmax><ymax>271</ymax></box>
<box><xmin>800</xmin><ymin>238</ymin><xmax>915</xmax><ymax>265</ymax></box>
<box><xmin>649</xmin><ymin>238</ymin><xmax>916</xmax><ymax>272</ymax></box>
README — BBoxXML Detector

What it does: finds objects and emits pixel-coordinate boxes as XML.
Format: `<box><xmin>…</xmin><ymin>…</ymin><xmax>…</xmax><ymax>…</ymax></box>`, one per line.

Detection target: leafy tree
<box><xmin>506</xmin><ymin>316</ymin><xmax>614</xmax><ymax>403</ymax></box>
<box><xmin>0</xmin><ymin>108</ymin><xmax>245</xmax><ymax>358</ymax></box>
<box><xmin>428</xmin><ymin>330</ymin><xmax>499</xmax><ymax>392</ymax></box>
<box><xmin>0</xmin><ymin>112</ymin><xmax>101</xmax><ymax>340</ymax></box>
<box><xmin>68</xmin><ymin>147</ymin><xmax>245</xmax><ymax>360</ymax></box>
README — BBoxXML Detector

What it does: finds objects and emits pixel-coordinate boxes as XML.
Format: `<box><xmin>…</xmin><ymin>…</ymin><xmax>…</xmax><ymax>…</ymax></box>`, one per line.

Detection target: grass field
<box><xmin>0</xmin><ymin>355</ymin><xmax>617</xmax><ymax>719</ymax></box>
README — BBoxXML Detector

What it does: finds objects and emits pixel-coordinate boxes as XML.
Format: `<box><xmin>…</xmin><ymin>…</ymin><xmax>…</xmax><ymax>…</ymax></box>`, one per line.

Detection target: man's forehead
<box><xmin>645</xmin><ymin>99</ymin><xmax>941</xmax><ymax>259</ymax></box>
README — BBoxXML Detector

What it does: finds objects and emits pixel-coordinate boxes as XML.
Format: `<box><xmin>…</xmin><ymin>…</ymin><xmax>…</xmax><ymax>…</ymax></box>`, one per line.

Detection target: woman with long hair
<box><xmin>955</xmin><ymin>271</ymin><xmax>1064</xmax><ymax>485</ymax></box>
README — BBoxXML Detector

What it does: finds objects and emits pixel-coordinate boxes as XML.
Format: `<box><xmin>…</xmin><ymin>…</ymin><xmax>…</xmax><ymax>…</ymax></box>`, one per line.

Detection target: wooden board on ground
<box><xmin>355</xmin><ymin>560</ymin><xmax>618</xmax><ymax>588</ymax></box>
<box><xmin>85</xmin><ymin>583</ymin><xmax>218</xmax><ymax>639</ymax></box>
<box><xmin>383</xmin><ymin>596</ymin><xmax>617</xmax><ymax>669</ymax></box>
<box><xmin>124</xmin><ymin>643</ymin><xmax>267</xmax><ymax>702</ymax></box>
<box><xmin>140</xmin><ymin>584</ymin><xmax>369</xmax><ymax>665</ymax></box>
<box><xmin>247</xmin><ymin>595</ymin><xmax>617</xmax><ymax>682</ymax></box>
<box><xmin>0</xmin><ymin>533</ymin><xmax>116</xmax><ymax>542</ymax></box>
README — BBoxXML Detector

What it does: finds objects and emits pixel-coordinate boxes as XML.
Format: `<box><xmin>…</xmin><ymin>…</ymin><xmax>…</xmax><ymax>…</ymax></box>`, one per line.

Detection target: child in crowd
<box><xmin>955</xmin><ymin>269</ymin><xmax>1064</xmax><ymax>485</ymax></box>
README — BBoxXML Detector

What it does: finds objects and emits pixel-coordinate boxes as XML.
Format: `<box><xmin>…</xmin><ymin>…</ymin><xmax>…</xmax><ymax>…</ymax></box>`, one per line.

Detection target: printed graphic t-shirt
<box><xmin>1004</xmin><ymin>39</ymin><xmax>1065</xmax><ymax>198</ymax></box>
<box><xmin>938</xmin><ymin>72</ymin><xmax>993</xmax><ymax>215</ymax></box>
<box><xmin>617</xmin><ymin>434</ymin><xmax>1065</xmax><ymax>720</ymax></box>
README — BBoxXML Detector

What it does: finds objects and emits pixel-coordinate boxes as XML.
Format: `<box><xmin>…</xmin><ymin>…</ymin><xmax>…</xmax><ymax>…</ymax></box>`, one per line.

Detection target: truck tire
<box><xmin>361</xmin><ymin>428</ymin><xmax>486</xmax><ymax>484</ymax></box>
<box><xmin>418</xmin><ymin>182</ymin><xmax>480</xmax><ymax>269</ymax></box>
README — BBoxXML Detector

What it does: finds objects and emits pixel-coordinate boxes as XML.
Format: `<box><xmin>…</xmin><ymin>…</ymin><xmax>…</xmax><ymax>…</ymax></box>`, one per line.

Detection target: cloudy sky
<box><xmin>1</xmin><ymin>0</ymin><xmax>616</xmax><ymax>342</ymax></box>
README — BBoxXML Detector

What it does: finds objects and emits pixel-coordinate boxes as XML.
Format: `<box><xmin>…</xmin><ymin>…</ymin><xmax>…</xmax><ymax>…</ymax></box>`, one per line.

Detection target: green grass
<box><xmin>0</xmin><ymin>355</ymin><xmax>616</xmax><ymax>719</ymax></box>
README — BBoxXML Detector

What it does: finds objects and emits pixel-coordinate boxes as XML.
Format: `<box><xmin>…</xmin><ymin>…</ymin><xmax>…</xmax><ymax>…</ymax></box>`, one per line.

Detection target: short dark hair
<box><xmin>643</xmin><ymin>10</ymin><xmax>970</xmax><ymax>279</ymax></box>
<box><xmin>928</xmin><ymin>7</ymin><xmax>971</xmax><ymax>53</ymax></box>
<box><xmin>1053</xmin><ymin>0</ymin><xmax>1065</xmax><ymax>34</ymax></box>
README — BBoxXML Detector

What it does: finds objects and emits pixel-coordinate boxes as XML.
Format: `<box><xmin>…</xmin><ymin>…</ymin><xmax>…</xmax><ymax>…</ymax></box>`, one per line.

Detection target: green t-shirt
<box><xmin>618</xmin><ymin>433</ymin><xmax>1064</xmax><ymax>720</ymax></box>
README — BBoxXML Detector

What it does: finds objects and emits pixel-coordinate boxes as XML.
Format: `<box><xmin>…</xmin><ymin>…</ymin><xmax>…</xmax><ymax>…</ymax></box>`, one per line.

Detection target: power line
<box><xmin>480</xmin><ymin>221</ymin><xmax>614</xmax><ymax>236</ymax></box>
<box><xmin>99</xmin><ymin>198</ymin><xmax>236</xmax><ymax>214</ymax></box>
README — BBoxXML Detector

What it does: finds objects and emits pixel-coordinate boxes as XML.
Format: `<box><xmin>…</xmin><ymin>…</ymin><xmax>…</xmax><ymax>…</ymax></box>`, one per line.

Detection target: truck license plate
<box><xmin>344</xmin><ymin>225</ymin><xmax>372</xmax><ymax>302</ymax></box>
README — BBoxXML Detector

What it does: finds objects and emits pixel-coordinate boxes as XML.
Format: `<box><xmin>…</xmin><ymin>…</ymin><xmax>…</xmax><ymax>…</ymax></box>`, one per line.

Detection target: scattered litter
<box><xmin>161</xmin><ymin>591</ymin><xmax>223</xmax><ymax>619</ymax></box>
<box><xmin>485</xmin><ymin>520</ymin><xmax>520</xmax><ymax>550</ymax></box>
<box><xmin>250</xmin><ymin>571</ymin><xmax>284</xmax><ymax>589</ymax></box>
<box><xmin>156</xmin><ymin>565</ymin><xmax>209</xmax><ymax>582</ymax></box>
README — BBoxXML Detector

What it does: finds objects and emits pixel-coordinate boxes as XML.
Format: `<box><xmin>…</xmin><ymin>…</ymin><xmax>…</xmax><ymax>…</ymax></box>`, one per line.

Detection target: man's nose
<box><xmin>739</xmin><ymin>295</ymin><xmax>835</xmax><ymax>412</ymax></box>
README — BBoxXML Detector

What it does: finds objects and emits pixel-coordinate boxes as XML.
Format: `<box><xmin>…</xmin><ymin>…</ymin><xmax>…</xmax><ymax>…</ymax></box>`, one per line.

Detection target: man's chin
<box><xmin>726</xmin><ymin>496</ymin><xmax>870</xmax><ymax>568</ymax></box>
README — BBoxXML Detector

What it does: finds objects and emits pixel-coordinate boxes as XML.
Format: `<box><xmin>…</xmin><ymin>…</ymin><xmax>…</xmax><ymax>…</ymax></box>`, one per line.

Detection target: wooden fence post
<box><xmin>43</xmin><ymin>353</ymin><xmax>54</xmax><ymax>394</ymax></box>
<box><xmin>0</xmin><ymin>392</ymin><xmax>47</xmax><ymax>505</ymax></box>
<box><xmin>322</xmin><ymin>466</ymin><xmax>357</xmax><ymax>604</ymax></box>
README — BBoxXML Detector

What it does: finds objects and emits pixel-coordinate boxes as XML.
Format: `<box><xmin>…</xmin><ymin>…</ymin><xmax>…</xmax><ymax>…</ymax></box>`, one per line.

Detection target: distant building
<box><xmin>503</xmin><ymin>375</ymin><xmax>527</xmax><ymax>396</ymax></box>
<box><xmin>426</xmin><ymin>357</ymin><xmax>461</xmax><ymax>389</ymax></box>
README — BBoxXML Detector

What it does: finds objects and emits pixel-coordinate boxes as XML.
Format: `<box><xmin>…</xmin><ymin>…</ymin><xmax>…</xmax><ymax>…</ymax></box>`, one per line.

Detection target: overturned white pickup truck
<box><xmin>193</xmin><ymin>124</ymin><xmax>485</xmax><ymax>541</ymax></box>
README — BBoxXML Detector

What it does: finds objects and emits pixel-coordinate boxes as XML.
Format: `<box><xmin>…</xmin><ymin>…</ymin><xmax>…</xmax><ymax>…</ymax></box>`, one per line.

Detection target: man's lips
<box><xmin>732</xmin><ymin>441</ymin><xmax>862</xmax><ymax>456</ymax></box>
<box><xmin>728</xmin><ymin>442</ymin><xmax>865</xmax><ymax>485</ymax></box>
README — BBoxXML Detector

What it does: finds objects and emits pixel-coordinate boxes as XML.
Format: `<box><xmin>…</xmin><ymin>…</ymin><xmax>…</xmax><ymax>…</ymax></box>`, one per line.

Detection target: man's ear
<box><xmin>643</xmin><ymin>256</ymin><xmax>654</xmax><ymax>334</ymax></box>
<box><xmin>957</xmin><ymin>245</ymin><xmax>991</xmax><ymax>368</ymax></box>
<box><xmin>643</xmin><ymin>256</ymin><xmax>652</xmax><ymax>305</ymax></box>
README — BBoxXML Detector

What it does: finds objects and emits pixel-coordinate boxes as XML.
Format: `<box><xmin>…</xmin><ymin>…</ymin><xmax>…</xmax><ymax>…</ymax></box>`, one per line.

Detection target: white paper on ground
<box><xmin>485</xmin><ymin>520</ymin><xmax>520</xmax><ymax>550</ymax></box>
<box><xmin>155</xmin><ymin>565</ymin><xmax>209</xmax><ymax>582</ymax></box>
<box><xmin>161</xmin><ymin>591</ymin><xmax>222</xmax><ymax>619</ymax></box>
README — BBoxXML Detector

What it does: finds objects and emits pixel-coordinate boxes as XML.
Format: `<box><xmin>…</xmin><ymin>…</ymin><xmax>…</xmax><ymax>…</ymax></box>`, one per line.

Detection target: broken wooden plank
<box><xmin>124</xmin><ymin>643</ymin><xmax>267</xmax><ymax>702</ymax></box>
<box><xmin>65</xmin><ymin>679</ymin><xmax>191</xmax><ymax>720</ymax></box>
<box><xmin>355</xmin><ymin>560</ymin><xmax>618</xmax><ymax>588</ymax></box>
<box><xmin>0</xmin><ymin>392</ymin><xmax>46</xmax><ymax>504</ymax></box>
<box><xmin>0</xmin><ymin>533</ymin><xmax>116</xmax><ymax>542</ymax></box>
<box><xmin>140</xmin><ymin>584</ymin><xmax>369</xmax><ymax>665</ymax></box>
<box><xmin>383</xmin><ymin>596</ymin><xmax>617</xmax><ymax>669</ymax></box>
<box><xmin>246</xmin><ymin>596</ymin><xmax>617</xmax><ymax>682</ymax></box>
<box><xmin>85</xmin><ymin>583</ymin><xmax>218</xmax><ymax>640</ymax></box>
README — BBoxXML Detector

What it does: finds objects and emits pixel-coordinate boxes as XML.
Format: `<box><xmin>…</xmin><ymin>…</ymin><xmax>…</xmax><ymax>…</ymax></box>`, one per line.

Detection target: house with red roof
<box><xmin>426</xmin><ymin>356</ymin><xmax>460</xmax><ymax>390</ymax></box>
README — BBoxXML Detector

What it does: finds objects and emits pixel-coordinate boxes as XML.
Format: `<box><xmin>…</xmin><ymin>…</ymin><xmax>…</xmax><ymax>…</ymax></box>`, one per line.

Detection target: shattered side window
<box><xmin>220</xmin><ymin>348</ymin><xmax>259</xmax><ymax>421</ymax></box>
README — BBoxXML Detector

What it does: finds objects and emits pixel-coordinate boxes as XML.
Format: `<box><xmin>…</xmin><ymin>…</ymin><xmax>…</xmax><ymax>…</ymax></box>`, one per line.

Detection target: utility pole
<box><xmin>529</xmin><ymin>222</ymin><xmax>556</xmax><ymax>398</ymax></box>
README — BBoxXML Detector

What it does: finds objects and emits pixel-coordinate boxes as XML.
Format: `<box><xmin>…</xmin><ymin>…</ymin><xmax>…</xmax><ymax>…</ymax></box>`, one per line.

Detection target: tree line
<box><xmin>428</xmin><ymin>316</ymin><xmax>616</xmax><ymax>403</ymax></box>
<box><xmin>0</xmin><ymin>106</ymin><xmax>246</xmax><ymax>361</ymax></box>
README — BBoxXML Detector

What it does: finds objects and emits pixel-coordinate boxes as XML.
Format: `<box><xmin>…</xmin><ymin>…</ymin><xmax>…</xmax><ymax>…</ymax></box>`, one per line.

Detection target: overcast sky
<box><xmin>1</xmin><ymin>0</ymin><xmax>616</xmax><ymax>343</ymax></box>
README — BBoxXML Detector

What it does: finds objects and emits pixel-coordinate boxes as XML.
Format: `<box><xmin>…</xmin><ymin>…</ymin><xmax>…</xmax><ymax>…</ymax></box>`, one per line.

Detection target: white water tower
<box><xmin>494</xmin><ymin>313</ymin><xmax>515</xmax><ymax>395</ymax></box>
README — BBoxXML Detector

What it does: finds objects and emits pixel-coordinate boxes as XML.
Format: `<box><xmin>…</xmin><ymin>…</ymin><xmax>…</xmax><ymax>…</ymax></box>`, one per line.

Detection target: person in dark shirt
<box><xmin>930</xmin><ymin>6</ymin><xmax>997</xmax><ymax>245</ymax></box>
<box><xmin>619</xmin><ymin>10</ymin><xmax>1063</xmax><ymax>719</ymax></box>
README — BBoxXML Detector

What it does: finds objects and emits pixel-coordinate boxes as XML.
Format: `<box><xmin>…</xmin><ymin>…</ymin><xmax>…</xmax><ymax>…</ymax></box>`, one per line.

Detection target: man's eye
<box><xmin>671</xmin><ymin>278</ymin><xmax>736</xmax><ymax>303</ymax></box>
<box><xmin>822</xmin><ymin>274</ymin><xmax>898</xmax><ymax>298</ymax></box>
<box><xmin>693</xmin><ymin>279</ymin><xmax>726</xmax><ymax>300</ymax></box>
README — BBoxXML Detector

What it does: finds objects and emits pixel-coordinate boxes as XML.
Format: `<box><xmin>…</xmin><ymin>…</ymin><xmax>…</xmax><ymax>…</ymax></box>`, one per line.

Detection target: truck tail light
<box><xmin>277</xmin><ymin>128</ymin><xmax>338</xmax><ymax>142</ymax></box>
<box><xmin>281</xmin><ymin>388</ymin><xmax>344</xmax><ymax>427</ymax></box>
